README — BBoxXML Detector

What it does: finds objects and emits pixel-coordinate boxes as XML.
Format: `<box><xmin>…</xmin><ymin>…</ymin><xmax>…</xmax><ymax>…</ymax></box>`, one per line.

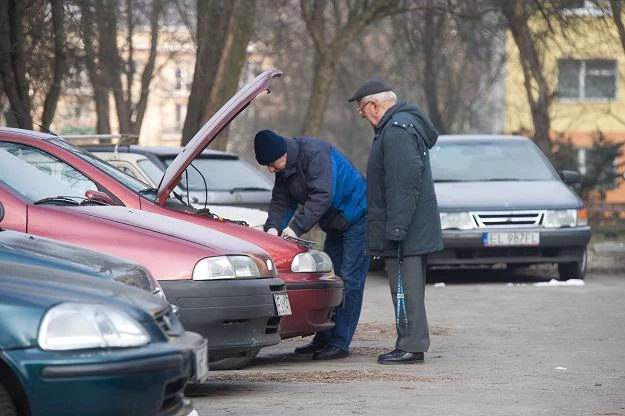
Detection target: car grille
<box><xmin>155</xmin><ymin>307</ymin><xmax>184</xmax><ymax>338</ymax></box>
<box><xmin>473</xmin><ymin>211</ymin><xmax>543</xmax><ymax>228</ymax></box>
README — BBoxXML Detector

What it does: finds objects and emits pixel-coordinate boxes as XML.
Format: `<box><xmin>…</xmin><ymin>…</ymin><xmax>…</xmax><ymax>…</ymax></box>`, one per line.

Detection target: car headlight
<box><xmin>193</xmin><ymin>255</ymin><xmax>261</xmax><ymax>280</ymax></box>
<box><xmin>152</xmin><ymin>282</ymin><xmax>167</xmax><ymax>301</ymax></box>
<box><xmin>440</xmin><ymin>212</ymin><xmax>474</xmax><ymax>230</ymax></box>
<box><xmin>291</xmin><ymin>250</ymin><xmax>333</xmax><ymax>273</ymax></box>
<box><xmin>38</xmin><ymin>303</ymin><xmax>150</xmax><ymax>351</ymax></box>
<box><xmin>544</xmin><ymin>209</ymin><xmax>585</xmax><ymax>228</ymax></box>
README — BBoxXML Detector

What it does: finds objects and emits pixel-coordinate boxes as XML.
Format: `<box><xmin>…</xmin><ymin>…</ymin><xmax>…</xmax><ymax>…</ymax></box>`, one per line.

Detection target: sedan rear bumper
<box><xmin>279</xmin><ymin>279</ymin><xmax>344</xmax><ymax>339</ymax></box>
<box><xmin>429</xmin><ymin>226</ymin><xmax>591</xmax><ymax>266</ymax></box>
<box><xmin>160</xmin><ymin>277</ymin><xmax>286</xmax><ymax>358</ymax></box>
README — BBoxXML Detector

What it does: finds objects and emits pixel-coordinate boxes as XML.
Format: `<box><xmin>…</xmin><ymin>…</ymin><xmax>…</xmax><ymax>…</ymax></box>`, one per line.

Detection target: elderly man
<box><xmin>349</xmin><ymin>77</ymin><xmax>443</xmax><ymax>364</ymax></box>
<box><xmin>253</xmin><ymin>129</ymin><xmax>370</xmax><ymax>360</ymax></box>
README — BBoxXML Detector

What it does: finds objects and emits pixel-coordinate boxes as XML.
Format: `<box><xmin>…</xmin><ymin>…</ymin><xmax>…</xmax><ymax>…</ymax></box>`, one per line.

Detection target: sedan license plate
<box><xmin>274</xmin><ymin>293</ymin><xmax>292</xmax><ymax>316</ymax></box>
<box><xmin>192</xmin><ymin>340</ymin><xmax>209</xmax><ymax>383</ymax></box>
<box><xmin>483</xmin><ymin>231</ymin><xmax>540</xmax><ymax>247</ymax></box>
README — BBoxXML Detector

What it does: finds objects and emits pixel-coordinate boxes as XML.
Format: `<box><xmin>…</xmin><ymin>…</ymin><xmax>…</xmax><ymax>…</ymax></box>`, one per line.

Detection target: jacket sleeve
<box><xmin>264</xmin><ymin>175</ymin><xmax>298</xmax><ymax>232</ymax></box>
<box><xmin>290</xmin><ymin>150</ymin><xmax>333</xmax><ymax>236</ymax></box>
<box><xmin>382</xmin><ymin>124</ymin><xmax>424</xmax><ymax>241</ymax></box>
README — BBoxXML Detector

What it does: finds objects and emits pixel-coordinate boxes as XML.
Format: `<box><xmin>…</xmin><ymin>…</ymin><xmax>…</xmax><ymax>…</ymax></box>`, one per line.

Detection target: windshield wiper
<box><xmin>479</xmin><ymin>178</ymin><xmax>522</xmax><ymax>182</ymax></box>
<box><xmin>230</xmin><ymin>187</ymin><xmax>271</xmax><ymax>193</ymax></box>
<box><xmin>34</xmin><ymin>196</ymin><xmax>81</xmax><ymax>206</ymax></box>
<box><xmin>434</xmin><ymin>179</ymin><xmax>466</xmax><ymax>183</ymax></box>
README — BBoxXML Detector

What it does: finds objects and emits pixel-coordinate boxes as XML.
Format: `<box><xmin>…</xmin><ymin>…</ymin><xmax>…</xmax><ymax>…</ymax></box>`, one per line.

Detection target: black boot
<box><xmin>377</xmin><ymin>349</ymin><xmax>424</xmax><ymax>364</ymax></box>
<box><xmin>294</xmin><ymin>341</ymin><xmax>325</xmax><ymax>355</ymax></box>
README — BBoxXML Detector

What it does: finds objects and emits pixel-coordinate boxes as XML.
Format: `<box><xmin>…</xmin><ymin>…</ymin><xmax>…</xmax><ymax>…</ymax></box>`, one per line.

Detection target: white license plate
<box><xmin>274</xmin><ymin>293</ymin><xmax>292</xmax><ymax>316</ymax></box>
<box><xmin>192</xmin><ymin>340</ymin><xmax>209</xmax><ymax>383</ymax></box>
<box><xmin>483</xmin><ymin>231</ymin><xmax>540</xmax><ymax>246</ymax></box>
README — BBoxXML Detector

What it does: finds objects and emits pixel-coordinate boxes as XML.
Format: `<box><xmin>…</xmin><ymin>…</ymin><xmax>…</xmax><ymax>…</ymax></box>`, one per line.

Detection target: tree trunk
<box><xmin>206</xmin><ymin>0</ymin><xmax>256</xmax><ymax>151</ymax></box>
<box><xmin>301</xmin><ymin>51</ymin><xmax>336</xmax><ymax>136</ymax></box>
<box><xmin>78</xmin><ymin>0</ymin><xmax>111</xmax><ymax>133</ymax></box>
<box><xmin>40</xmin><ymin>0</ymin><xmax>66</xmax><ymax>131</ymax></box>
<box><xmin>610</xmin><ymin>0</ymin><xmax>625</xmax><ymax>54</ymax></box>
<box><xmin>299</xmin><ymin>0</ymin><xmax>405</xmax><ymax>137</ymax></box>
<box><xmin>0</xmin><ymin>0</ymin><xmax>32</xmax><ymax>129</ymax></box>
<box><xmin>422</xmin><ymin>5</ymin><xmax>447</xmax><ymax>134</ymax></box>
<box><xmin>501</xmin><ymin>1</ymin><xmax>552</xmax><ymax>155</ymax></box>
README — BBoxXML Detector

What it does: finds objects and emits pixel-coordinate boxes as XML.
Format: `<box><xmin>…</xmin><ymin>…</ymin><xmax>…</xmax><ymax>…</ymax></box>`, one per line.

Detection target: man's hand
<box><xmin>282</xmin><ymin>227</ymin><xmax>298</xmax><ymax>239</ymax></box>
<box><xmin>266</xmin><ymin>228</ymin><xmax>279</xmax><ymax>236</ymax></box>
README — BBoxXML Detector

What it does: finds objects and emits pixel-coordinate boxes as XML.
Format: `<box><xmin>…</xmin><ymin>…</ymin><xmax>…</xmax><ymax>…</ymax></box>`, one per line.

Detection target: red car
<box><xmin>0</xmin><ymin>147</ymin><xmax>287</xmax><ymax>370</ymax></box>
<box><xmin>0</xmin><ymin>69</ymin><xmax>343</xmax><ymax>343</ymax></box>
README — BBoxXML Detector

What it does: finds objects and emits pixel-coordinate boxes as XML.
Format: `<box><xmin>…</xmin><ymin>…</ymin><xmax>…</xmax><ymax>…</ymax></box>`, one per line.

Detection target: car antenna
<box><xmin>0</xmin><ymin>104</ymin><xmax>59</xmax><ymax>136</ymax></box>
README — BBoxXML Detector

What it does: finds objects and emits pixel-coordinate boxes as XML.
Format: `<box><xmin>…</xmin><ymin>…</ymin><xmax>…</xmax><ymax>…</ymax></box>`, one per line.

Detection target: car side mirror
<box><xmin>85</xmin><ymin>190</ymin><xmax>117</xmax><ymax>205</ymax></box>
<box><xmin>559</xmin><ymin>170</ymin><xmax>581</xmax><ymax>185</ymax></box>
<box><xmin>0</xmin><ymin>202</ymin><xmax>4</xmax><ymax>222</ymax></box>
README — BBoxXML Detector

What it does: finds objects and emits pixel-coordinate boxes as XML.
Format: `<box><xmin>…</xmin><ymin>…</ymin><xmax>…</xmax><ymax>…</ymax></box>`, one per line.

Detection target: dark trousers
<box><xmin>384</xmin><ymin>255</ymin><xmax>430</xmax><ymax>352</ymax></box>
<box><xmin>313</xmin><ymin>216</ymin><xmax>369</xmax><ymax>351</ymax></box>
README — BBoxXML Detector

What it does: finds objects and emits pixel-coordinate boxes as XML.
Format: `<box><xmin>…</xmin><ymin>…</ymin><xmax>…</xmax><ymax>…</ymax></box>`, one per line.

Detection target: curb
<box><xmin>588</xmin><ymin>242</ymin><xmax>625</xmax><ymax>272</ymax></box>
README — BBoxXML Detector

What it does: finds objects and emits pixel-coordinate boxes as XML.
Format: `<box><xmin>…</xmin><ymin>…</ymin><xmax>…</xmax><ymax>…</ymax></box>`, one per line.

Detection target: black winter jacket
<box><xmin>264</xmin><ymin>137</ymin><xmax>367</xmax><ymax>236</ymax></box>
<box><xmin>365</xmin><ymin>100</ymin><xmax>443</xmax><ymax>257</ymax></box>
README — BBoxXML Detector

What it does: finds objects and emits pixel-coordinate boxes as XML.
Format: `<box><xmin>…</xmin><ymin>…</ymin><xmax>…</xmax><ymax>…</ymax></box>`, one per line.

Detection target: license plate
<box><xmin>483</xmin><ymin>231</ymin><xmax>540</xmax><ymax>246</ymax></box>
<box><xmin>274</xmin><ymin>293</ymin><xmax>292</xmax><ymax>316</ymax></box>
<box><xmin>192</xmin><ymin>339</ymin><xmax>209</xmax><ymax>383</ymax></box>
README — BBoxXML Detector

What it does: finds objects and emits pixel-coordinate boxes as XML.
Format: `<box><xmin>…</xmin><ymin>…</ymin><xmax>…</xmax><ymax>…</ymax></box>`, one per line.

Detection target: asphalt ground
<box><xmin>187</xmin><ymin>267</ymin><xmax>625</xmax><ymax>416</ymax></box>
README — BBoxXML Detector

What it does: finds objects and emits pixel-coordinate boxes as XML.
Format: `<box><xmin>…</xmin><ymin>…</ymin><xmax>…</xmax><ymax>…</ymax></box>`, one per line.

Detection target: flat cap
<box><xmin>348</xmin><ymin>76</ymin><xmax>392</xmax><ymax>102</ymax></box>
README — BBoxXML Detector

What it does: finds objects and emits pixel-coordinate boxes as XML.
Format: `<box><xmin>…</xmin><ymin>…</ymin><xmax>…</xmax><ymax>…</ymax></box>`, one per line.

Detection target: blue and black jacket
<box><xmin>264</xmin><ymin>137</ymin><xmax>367</xmax><ymax>236</ymax></box>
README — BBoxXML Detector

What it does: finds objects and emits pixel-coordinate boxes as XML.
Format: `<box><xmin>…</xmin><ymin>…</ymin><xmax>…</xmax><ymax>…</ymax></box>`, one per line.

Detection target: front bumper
<box><xmin>3</xmin><ymin>330</ymin><xmax>203</xmax><ymax>416</ymax></box>
<box><xmin>160</xmin><ymin>277</ymin><xmax>286</xmax><ymax>359</ymax></box>
<box><xmin>429</xmin><ymin>226</ymin><xmax>592</xmax><ymax>266</ymax></box>
<box><xmin>278</xmin><ymin>272</ymin><xmax>344</xmax><ymax>339</ymax></box>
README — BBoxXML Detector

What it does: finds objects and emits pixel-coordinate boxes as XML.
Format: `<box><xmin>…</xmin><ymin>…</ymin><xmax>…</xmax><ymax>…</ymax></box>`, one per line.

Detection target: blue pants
<box><xmin>313</xmin><ymin>216</ymin><xmax>370</xmax><ymax>352</ymax></box>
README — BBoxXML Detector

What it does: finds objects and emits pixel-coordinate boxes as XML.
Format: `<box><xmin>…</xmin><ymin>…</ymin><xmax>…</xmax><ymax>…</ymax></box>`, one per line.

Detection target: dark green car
<box><xmin>0</xmin><ymin>229</ymin><xmax>205</xmax><ymax>416</ymax></box>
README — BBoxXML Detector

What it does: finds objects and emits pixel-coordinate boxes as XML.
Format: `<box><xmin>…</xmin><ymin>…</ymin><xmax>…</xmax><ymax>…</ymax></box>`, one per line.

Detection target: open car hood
<box><xmin>157</xmin><ymin>68</ymin><xmax>283</xmax><ymax>205</ymax></box>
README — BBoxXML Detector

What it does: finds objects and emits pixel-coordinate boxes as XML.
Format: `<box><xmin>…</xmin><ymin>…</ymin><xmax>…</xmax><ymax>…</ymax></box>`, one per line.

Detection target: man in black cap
<box><xmin>349</xmin><ymin>77</ymin><xmax>443</xmax><ymax>364</ymax></box>
<box><xmin>253</xmin><ymin>129</ymin><xmax>370</xmax><ymax>360</ymax></box>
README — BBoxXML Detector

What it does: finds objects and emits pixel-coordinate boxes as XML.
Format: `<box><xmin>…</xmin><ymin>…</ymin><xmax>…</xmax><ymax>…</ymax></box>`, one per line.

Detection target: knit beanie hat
<box><xmin>254</xmin><ymin>130</ymin><xmax>287</xmax><ymax>165</ymax></box>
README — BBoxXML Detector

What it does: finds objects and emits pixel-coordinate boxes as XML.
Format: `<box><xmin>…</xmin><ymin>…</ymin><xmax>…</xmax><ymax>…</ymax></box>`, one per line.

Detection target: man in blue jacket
<box><xmin>254</xmin><ymin>129</ymin><xmax>369</xmax><ymax>360</ymax></box>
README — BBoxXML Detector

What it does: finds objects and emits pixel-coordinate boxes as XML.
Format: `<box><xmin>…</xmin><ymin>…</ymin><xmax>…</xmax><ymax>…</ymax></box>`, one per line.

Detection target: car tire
<box><xmin>557</xmin><ymin>249</ymin><xmax>587</xmax><ymax>281</ymax></box>
<box><xmin>208</xmin><ymin>348</ymin><xmax>260</xmax><ymax>371</ymax></box>
<box><xmin>0</xmin><ymin>381</ymin><xmax>18</xmax><ymax>416</ymax></box>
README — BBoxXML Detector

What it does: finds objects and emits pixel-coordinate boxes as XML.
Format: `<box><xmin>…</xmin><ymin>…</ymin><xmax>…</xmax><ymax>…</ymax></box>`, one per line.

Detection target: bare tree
<box><xmin>77</xmin><ymin>0</ymin><xmax>111</xmax><ymax>133</ymax></box>
<box><xmin>0</xmin><ymin>0</ymin><xmax>67</xmax><ymax>130</ymax></box>
<box><xmin>609</xmin><ymin>0</ymin><xmax>625</xmax><ymax>53</ymax></box>
<box><xmin>299</xmin><ymin>0</ymin><xmax>405</xmax><ymax>136</ymax></box>
<box><xmin>181</xmin><ymin>0</ymin><xmax>257</xmax><ymax>148</ymax></box>
<box><xmin>398</xmin><ymin>0</ymin><xmax>505</xmax><ymax>134</ymax></box>
<box><xmin>498</xmin><ymin>0</ymin><xmax>574</xmax><ymax>155</ymax></box>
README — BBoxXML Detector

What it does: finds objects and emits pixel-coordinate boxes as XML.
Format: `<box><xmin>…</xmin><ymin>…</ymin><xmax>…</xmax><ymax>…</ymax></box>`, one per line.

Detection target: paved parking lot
<box><xmin>188</xmin><ymin>268</ymin><xmax>625</xmax><ymax>415</ymax></box>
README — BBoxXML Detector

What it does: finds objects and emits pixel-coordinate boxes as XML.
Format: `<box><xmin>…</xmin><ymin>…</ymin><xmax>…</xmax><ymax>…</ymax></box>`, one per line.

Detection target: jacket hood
<box><xmin>376</xmin><ymin>100</ymin><xmax>439</xmax><ymax>149</ymax></box>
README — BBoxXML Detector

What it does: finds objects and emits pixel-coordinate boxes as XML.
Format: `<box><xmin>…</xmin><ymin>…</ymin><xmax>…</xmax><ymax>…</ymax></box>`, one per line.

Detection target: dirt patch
<box><xmin>211</xmin><ymin>369</ymin><xmax>455</xmax><ymax>384</ymax></box>
<box><xmin>353</xmin><ymin>323</ymin><xmax>451</xmax><ymax>340</ymax></box>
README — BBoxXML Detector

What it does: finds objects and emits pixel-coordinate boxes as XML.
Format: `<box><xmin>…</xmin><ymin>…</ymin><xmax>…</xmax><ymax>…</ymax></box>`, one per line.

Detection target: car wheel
<box><xmin>208</xmin><ymin>348</ymin><xmax>260</xmax><ymax>371</ymax></box>
<box><xmin>557</xmin><ymin>249</ymin><xmax>587</xmax><ymax>281</ymax></box>
<box><xmin>0</xmin><ymin>381</ymin><xmax>18</xmax><ymax>416</ymax></box>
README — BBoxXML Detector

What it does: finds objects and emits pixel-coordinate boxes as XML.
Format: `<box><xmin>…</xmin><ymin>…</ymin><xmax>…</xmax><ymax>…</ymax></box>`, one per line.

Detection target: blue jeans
<box><xmin>313</xmin><ymin>216</ymin><xmax>370</xmax><ymax>352</ymax></box>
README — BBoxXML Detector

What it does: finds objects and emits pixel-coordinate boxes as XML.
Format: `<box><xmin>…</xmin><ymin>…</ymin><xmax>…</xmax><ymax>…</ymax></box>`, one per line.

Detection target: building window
<box><xmin>557</xmin><ymin>59</ymin><xmax>617</xmax><ymax>101</ymax></box>
<box><xmin>175</xmin><ymin>104</ymin><xmax>186</xmax><ymax>124</ymax></box>
<box><xmin>175</xmin><ymin>68</ymin><xmax>183</xmax><ymax>90</ymax></box>
<box><xmin>559</xmin><ymin>0</ymin><xmax>611</xmax><ymax>16</ymax></box>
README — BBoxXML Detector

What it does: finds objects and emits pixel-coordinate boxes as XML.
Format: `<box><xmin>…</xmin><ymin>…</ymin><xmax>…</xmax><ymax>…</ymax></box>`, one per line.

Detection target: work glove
<box><xmin>281</xmin><ymin>227</ymin><xmax>298</xmax><ymax>239</ymax></box>
<box><xmin>266</xmin><ymin>228</ymin><xmax>279</xmax><ymax>236</ymax></box>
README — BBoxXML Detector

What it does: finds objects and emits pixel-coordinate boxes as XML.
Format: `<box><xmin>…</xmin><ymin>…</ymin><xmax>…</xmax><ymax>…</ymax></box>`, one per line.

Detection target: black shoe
<box><xmin>294</xmin><ymin>341</ymin><xmax>325</xmax><ymax>355</ymax></box>
<box><xmin>377</xmin><ymin>349</ymin><xmax>424</xmax><ymax>365</ymax></box>
<box><xmin>312</xmin><ymin>345</ymin><xmax>349</xmax><ymax>360</ymax></box>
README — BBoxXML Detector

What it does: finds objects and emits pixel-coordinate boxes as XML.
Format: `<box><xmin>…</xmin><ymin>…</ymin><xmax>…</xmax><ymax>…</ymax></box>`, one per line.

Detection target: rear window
<box><xmin>161</xmin><ymin>156</ymin><xmax>273</xmax><ymax>191</ymax></box>
<box><xmin>431</xmin><ymin>140</ymin><xmax>558</xmax><ymax>182</ymax></box>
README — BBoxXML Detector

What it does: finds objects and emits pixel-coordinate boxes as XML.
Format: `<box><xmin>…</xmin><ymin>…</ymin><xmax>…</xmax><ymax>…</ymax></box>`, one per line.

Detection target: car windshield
<box><xmin>430</xmin><ymin>140</ymin><xmax>558</xmax><ymax>182</ymax></box>
<box><xmin>161</xmin><ymin>156</ymin><xmax>273</xmax><ymax>192</ymax></box>
<box><xmin>52</xmin><ymin>138</ymin><xmax>154</xmax><ymax>193</ymax></box>
<box><xmin>0</xmin><ymin>149</ymin><xmax>81</xmax><ymax>201</ymax></box>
